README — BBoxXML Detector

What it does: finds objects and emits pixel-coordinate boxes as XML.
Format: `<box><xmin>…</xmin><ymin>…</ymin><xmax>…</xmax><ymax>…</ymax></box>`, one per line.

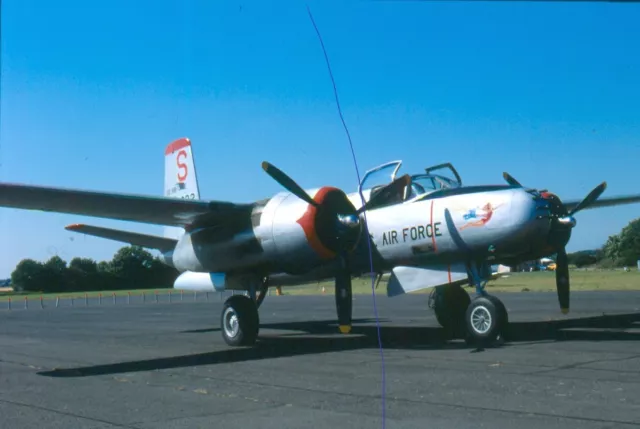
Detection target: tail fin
<box><xmin>164</xmin><ymin>137</ymin><xmax>201</xmax><ymax>239</ymax></box>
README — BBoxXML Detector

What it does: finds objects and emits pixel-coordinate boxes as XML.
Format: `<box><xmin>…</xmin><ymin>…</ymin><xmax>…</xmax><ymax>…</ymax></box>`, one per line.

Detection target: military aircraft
<box><xmin>1</xmin><ymin>137</ymin><xmax>640</xmax><ymax>347</ymax></box>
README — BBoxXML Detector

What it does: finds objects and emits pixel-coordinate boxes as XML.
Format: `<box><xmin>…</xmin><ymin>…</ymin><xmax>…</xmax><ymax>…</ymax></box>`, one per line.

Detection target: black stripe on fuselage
<box><xmin>420</xmin><ymin>184</ymin><xmax>521</xmax><ymax>201</ymax></box>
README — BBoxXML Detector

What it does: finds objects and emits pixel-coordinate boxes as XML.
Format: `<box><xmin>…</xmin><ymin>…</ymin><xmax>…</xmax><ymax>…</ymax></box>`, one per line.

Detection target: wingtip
<box><xmin>65</xmin><ymin>223</ymin><xmax>85</xmax><ymax>231</ymax></box>
<box><xmin>561</xmin><ymin>308</ymin><xmax>569</xmax><ymax>315</ymax></box>
<box><xmin>261</xmin><ymin>161</ymin><xmax>270</xmax><ymax>172</ymax></box>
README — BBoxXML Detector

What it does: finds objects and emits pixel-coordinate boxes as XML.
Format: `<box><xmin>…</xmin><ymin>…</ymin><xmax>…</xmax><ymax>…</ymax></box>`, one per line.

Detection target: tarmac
<box><xmin>1</xmin><ymin>290</ymin><xmax>640</xmax><ymax>428</ymax></box>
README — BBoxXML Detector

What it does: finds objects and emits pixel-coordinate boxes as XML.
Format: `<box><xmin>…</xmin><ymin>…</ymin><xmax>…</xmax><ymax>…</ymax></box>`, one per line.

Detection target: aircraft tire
<box><xmin>485</xmin><ymin>295</ymin><xmax>509</xmax><ymax>341</ymax></box>
<box><xmin>433</xmin><ymin>285</ymin><xmax>470</xmax><ymax>339</ymax></box>
<box><xmin>220</xmin><ymin>294</ymin><xmax>260</xmax><ymax>347</ymax></box>
<box><xmin>464</xmin><ymin>295</ymin><xmax>504</xmax><ymax>346</ymax></box>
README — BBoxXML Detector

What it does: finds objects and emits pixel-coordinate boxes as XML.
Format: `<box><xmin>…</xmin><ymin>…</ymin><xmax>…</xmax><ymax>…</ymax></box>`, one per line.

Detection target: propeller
<box><xmin>502</xmin><ymin>172</ymin><xmax>523</xmax><ymax>188</ymax></box>
<box><xmin>501</xmin><ymin>172</ymin><xmax>608</xmax><ymax>314</ymax></box>
<box><xmin>262</xmin><ymin>161</ymin><xmax>411</xmax><ymax>333</ymax></box>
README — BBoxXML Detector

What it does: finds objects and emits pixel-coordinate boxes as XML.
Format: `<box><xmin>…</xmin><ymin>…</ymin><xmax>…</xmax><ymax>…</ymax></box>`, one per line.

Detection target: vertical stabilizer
<box><xmin>164</xmin><ymin>137</ymin><xmax>201</xmax><ymax>239</ymax></box>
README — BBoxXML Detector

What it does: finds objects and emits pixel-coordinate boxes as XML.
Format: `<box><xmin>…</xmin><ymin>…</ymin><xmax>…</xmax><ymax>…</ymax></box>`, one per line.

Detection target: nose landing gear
<box><xmin>431</xmin><ymin>262</ymin><xmax>508</xmax><ymax>347</ymax></box>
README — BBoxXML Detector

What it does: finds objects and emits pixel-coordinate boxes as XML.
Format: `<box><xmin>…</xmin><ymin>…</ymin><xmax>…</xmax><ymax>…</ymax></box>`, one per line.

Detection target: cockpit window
<box><xmin>404</xmin><ymin>174</ymin><xmax>460</xmax><ymax>201</ymax></box>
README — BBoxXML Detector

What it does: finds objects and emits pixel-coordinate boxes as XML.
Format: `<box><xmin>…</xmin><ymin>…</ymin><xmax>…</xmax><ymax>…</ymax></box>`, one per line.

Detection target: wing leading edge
<box><xmin>0</xmin><ymin>182</ymin><xmax>254</xmax><ymax>228</ymax></box>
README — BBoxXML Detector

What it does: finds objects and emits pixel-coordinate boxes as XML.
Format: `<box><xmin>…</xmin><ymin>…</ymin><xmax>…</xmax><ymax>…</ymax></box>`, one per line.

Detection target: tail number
<box><xmin>177</xmin><ymin>150</ymin><xmax>188</xmax><ymax>182</ymax></box>
<box><xmin>181</xmin><ymin>193</ymin><xmax>196</xmax><ymax>200</ymax></box>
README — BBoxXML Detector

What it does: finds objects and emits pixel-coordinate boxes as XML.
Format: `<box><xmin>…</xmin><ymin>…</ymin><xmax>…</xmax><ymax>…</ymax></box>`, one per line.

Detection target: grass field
<box><xmin>0</xmin><ymin>269</ymin><xmax>638</xmax><ymax>301</ymax></box>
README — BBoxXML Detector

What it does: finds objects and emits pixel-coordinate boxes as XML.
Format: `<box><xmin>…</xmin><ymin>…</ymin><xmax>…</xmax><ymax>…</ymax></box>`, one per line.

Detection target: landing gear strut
<box><xmin>220</xmin><ymin>277</ymin><xmax>269</xmax><ymax>347</ymax></box>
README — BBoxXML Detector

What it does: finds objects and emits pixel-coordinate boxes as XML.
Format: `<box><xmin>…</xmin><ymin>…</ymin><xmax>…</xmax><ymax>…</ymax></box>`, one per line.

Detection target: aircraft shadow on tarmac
<box><xmin>38</xmin><ymin>312</ymin><xmax>640</xmax><ymax>378</ymax></box>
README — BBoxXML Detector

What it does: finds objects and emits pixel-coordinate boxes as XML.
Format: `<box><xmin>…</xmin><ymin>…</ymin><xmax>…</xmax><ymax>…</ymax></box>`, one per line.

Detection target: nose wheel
<box><xmin>464</xmin><ymin>295</ymin><xmax>508</xmax><ymax>346</ymax></box>
<box><xmin>431</xmin><ymin>260</ymin><xmax>509</xmax><ymax>347</ymax></box>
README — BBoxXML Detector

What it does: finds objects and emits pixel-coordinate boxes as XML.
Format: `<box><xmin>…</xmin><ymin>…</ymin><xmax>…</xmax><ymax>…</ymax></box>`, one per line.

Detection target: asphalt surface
<box><xmin>1</xmin><ymin>291</ymin><xmax>640</xmax><ymax>428</ymax></box>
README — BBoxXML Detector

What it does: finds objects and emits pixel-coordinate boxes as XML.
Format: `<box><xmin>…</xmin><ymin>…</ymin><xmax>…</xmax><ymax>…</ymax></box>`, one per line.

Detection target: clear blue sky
<box><xmin>1</xmin><ymin>0</ymin><xmax>639</xmax><ymax>278</ymax></box>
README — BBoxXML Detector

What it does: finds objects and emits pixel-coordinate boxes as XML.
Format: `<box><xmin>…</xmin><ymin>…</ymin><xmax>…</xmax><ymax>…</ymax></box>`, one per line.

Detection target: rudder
<box><xmin>164</xmin><ymin>137</ymin><xmax>201</xmax><ymax>239</ymax></box>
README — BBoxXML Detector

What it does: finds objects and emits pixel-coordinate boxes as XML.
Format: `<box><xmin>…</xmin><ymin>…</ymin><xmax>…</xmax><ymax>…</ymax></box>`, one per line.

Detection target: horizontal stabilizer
<box><xmin>0</xmin><ymin>182</ymin><xmax>253</xmax><ymax>228</ymax></box>
<box><xmin>387</xmin><ymin>264</ymin><xmax>468</xmax><ymax>297</ymax></box>
<box><xmin>65</xmin><ymin>224</ymin><xmax>177</xmax><ymax>252</ymax></box>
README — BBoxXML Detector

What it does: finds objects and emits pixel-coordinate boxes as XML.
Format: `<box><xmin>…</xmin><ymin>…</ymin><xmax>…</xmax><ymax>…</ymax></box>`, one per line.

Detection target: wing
<box><xmin>563</xmin><ymin>194</ymin><xmax>640</xmax><ymax>212</ymax></box>
<box><xmin>65</xmin><ymin>224</ymin><xmax>178</xmax><ymax>252</ymax></box>
<box><xmin>0</xmin><ymin>182</ymin><xmax>254</xmax><ymax>228</ymax></box>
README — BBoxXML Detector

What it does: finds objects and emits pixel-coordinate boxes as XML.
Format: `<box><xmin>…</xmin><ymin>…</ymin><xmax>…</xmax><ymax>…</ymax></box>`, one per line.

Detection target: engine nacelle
<box><xmin>261</xmin><ymin>190</ymin><xmax>334</xmax><ymax>274</ymax></box>
<box><xmin>168</xmin><ymin>186</ymin><xmax>360</xmax><ymax>276</ymax></box>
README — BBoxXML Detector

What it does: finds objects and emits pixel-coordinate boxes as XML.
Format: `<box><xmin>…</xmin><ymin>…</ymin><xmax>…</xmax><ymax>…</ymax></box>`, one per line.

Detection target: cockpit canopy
<box><xmin>357</xmin><ymin>160</ymin><xmax>462</xmax><ymax>210</ymax></box>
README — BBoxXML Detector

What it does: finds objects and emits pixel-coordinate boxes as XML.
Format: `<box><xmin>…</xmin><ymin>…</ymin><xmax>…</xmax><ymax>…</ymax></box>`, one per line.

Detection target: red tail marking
<box><xmin>177</xmin><ymin>150</ymin><xmax>188</xmax><ymax>182</ymax></box>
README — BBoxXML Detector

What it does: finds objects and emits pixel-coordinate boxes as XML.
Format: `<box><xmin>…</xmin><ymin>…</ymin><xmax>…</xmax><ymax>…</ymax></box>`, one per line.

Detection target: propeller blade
<box><xmin>334</xmin><ymin>252</ymin><xmax>352</xmax><ymax>334</ymax></box>
<box><xmin>357</xmin><ymin>174</ymin><xmax>412</xmax><ymax>214</ymax></box>
<box><xmin>568</xmin><ymin>182</ymin><xmax>607</xmax><ymax>216</ymax></box>
<box><xmin>503</xmin><ymin>172</ymin><xmax>523</xmax><ymax>187</ymax></box>
<box><xmin>555</xmin><ymin>248</ymin><xmax>570</xmax><ymax>314</ymax></box>
<box><xmin>261</xmin><ymin>161</ymin><xmax>319</xmax><ymax>207</ymax></box>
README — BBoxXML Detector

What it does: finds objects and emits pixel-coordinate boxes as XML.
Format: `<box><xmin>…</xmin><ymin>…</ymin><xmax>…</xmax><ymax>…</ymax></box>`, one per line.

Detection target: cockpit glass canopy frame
<box><xmin>358</xmin><ymin>160</ymin><xmax>463</xmax><ymax>209</ymax></box>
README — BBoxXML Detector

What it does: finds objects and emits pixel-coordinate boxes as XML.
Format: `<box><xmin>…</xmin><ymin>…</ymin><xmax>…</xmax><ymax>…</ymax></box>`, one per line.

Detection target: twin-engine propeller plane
<box><xmin>2</xmin><ymin>137</ymin><xmax>640</xmax><ymax>347</ymax></box>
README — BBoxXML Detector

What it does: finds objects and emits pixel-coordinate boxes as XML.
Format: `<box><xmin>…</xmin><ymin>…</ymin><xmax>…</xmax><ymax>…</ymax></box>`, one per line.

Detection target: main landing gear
<box><xmin>220</xmin><ymin>277</ymin><xmax>269</xmax><ymax>347</ymax></box>
<box><xmin>430</xmin><ymin>262</ymin><xmax>508</xmax><ymax>347</ymax></box>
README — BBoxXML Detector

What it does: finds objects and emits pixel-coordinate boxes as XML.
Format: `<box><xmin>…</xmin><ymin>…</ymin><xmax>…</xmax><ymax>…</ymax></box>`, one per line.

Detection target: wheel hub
<box><xmin>470</xmin><ymin>306</ymin><xmax>492</xmax><ymax>334</ymax></box>
<box><xmin>223</xmin><ymin>307</ymin><xmax>239</xmax><ymax>338</ymax></box>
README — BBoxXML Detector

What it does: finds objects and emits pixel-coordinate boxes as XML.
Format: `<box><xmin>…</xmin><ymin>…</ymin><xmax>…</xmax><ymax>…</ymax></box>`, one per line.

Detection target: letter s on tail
<box><xmin>164</xmin><ymin>137</ymin><xmax>201</xmax><ymax>239</ymax></box>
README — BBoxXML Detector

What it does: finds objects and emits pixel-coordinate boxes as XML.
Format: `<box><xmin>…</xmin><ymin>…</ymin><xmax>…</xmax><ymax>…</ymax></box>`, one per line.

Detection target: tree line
<box><xmin>559</xmin><ymin>217</ymin><xmax>640</xmax><ymax>268</ymax></box>
<box><xmin>10</xmin><ymin>245</ymin><xmax>179</xmax><ymax>293</ymax></box>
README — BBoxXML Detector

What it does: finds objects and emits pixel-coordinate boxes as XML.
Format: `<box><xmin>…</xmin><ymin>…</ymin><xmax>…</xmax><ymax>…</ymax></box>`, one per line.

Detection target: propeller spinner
<box><xmin>502</xmin><ymin>172</ymin><xmax>607</xmax><ymax>314</ymax></box>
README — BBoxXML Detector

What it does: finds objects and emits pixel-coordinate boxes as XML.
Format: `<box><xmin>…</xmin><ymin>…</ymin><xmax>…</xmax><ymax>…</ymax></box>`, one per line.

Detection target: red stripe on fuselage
<box><xmin>430</xmin><ymin>200</ymin><xmax>438</xmax><ymax>252</ymax></box>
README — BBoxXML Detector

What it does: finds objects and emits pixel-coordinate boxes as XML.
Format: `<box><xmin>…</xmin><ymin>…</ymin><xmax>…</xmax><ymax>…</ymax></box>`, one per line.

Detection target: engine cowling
<box><xmin>260</xmin><ymin>186</ymin><xmax>361</xmax><ymax>275</ymax></box>
<box><xmin>167</xmin><ymin>186</ymin><xmax>360</xmax><ymax>276</ymax></box>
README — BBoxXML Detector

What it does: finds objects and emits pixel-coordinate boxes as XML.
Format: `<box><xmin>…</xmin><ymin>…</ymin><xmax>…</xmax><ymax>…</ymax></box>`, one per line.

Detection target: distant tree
<box><xmin>603</xmin><ymin>234</ymin><xmax>622</xmax><ymax>265</ymax></box>
<box><xmin>41</xmin><ymin>255</ymin><xmax>69</xmax><ymax>292</ymax></box>
<box><xmin>567</xmin><ymin>250</ymin><xmax>601</xmax><ymax>268</ymax></box>
<box><xmin>108</xmin><ymin>245</ymin><xmax>164</xmax><ymax>289</ymax></box>
<box><xmin>67</xmin><ymin>257</ymin><xmax>100</xmax><ymax>291</ymax></box>
<box><xmin>616</xmin><ymin>218</ymin><xmax>640</xmax><ymax>266</ymax></box>
<box><xmin>574</xmin><ymin>253</ymin><xmax>597</xmax><ymax>268</ymax></box>
<box><xmin>10</xmin><ymin>259</ymin><xmax>45</xmax><ymax>292</ymax></box>
<box><xmin>69</xmin><ymin>257</ymin><xmax>98</xmax><ymax>274</ymax></box>
<box><xmin>602</xmin><ymin>218</ymin><xmax>640</xmax><ymax>267</ymax></box>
